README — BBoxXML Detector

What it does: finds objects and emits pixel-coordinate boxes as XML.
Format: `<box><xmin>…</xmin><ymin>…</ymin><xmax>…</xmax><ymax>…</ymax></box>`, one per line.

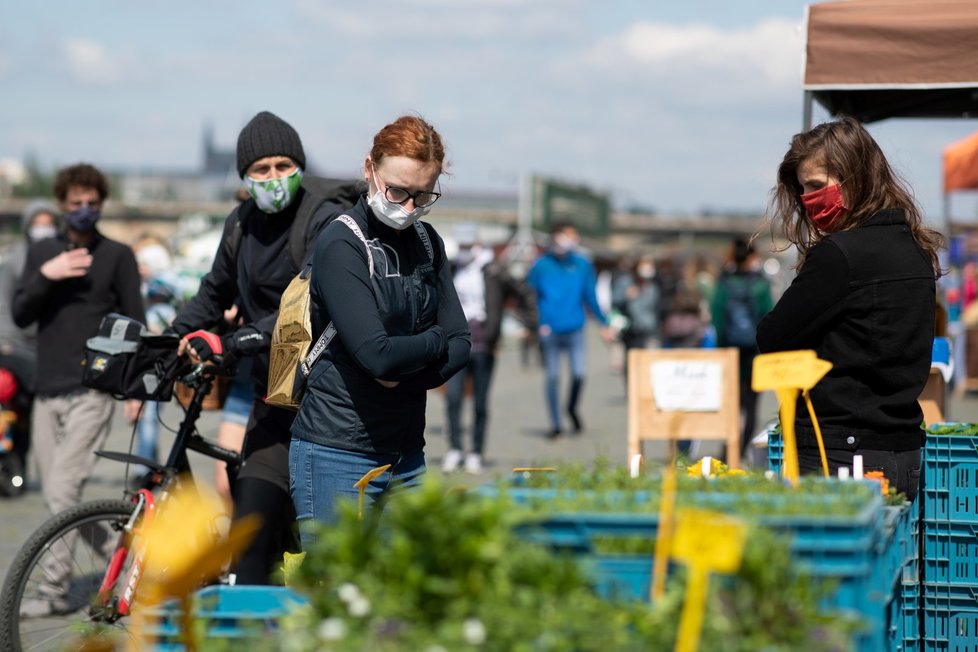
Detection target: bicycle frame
<box><xmin>88</xmin><ymin>362</ymin><xmax>242</xmax><ymax>624</ymax></box>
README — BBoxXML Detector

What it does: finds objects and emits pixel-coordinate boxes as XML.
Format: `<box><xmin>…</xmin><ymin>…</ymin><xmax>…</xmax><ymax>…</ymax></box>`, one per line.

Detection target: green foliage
<box><xmin>284</xmin><ymin>474</ymin><xmax>857</xmax><ymax>651</ymax></box>
<box><xmin>503</xmin><ymin>458</ymin><xmax>878</xmax><ymax>518</ymax></box>
<box><xmin>926</xmin><ymin>422</ymin><xmax>978</xmax><ymax>436</ymax></box>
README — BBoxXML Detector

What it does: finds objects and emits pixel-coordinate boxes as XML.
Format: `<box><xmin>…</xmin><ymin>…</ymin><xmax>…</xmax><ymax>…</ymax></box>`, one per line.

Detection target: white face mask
<box><xmin>28</xmin><ymin>224</ymin><xmax>58</xmax><ymax>242</ymax></box>
<box><xmin>367</xmin><ymin>164</ymin><xmax>430</xmax><ymax>230</ymax></box>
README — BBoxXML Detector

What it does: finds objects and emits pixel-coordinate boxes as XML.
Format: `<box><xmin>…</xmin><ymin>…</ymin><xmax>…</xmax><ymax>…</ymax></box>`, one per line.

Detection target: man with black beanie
<box><xmin>172</xmin><ymin>110</ymin><xmax>348</xmax><ymax>584</ymax></box>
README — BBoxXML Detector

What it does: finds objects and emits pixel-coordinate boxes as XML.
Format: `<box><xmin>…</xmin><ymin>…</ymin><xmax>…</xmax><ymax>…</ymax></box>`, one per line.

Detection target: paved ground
<box><xmin>2</xmin><ymin>326</ymin><xmax>974</xmax><ymax>584</ymax></box>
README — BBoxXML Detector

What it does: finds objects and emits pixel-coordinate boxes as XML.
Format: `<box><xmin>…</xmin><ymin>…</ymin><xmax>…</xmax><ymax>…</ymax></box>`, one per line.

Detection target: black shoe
<box><xmin>568</xmin><ymin>410</ymin><xmax>582</xmax><ymax>433</ymax></box>
<box><xmin>547</xmin><ymin>428</ymin><xmax>563</xmax><ymax>440</ymax></box>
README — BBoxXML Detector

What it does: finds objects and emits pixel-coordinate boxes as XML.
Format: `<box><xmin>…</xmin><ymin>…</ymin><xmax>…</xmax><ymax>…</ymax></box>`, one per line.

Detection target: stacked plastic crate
<box><xmin>920</xmin><ymin>423</ymin><xmax>978</xmax><ymax>651</ymax></box>
<box><xmin>766</xmin><ymin>429</ymin><xmax>920</xmax><ymax>651</ymax></box>
<box><xmin>491</xmin><ymin>477</ymin><xmax>895</xmax><ymax>652</ymax></box>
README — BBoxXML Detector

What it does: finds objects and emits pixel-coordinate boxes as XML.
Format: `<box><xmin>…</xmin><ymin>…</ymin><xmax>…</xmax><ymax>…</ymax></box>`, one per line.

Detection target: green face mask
<box><xmin>245</xmin><ymin>168</ymin><xmax>304</xmax><ymax>213</ymax></box>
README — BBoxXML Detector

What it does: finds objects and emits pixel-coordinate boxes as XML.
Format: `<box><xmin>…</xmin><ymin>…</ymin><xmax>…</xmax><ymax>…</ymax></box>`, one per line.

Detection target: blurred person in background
<box><xmin>528</xmin><ymin>222</ymin><xmax>614</xmax><ymax>439</ymax></box>
<box><xmin>757</xmin><ymin>117</ymin><xmax>943</xmax><ymax>500</ymax></box>
<box><xmin>12</xmin><ymin>163</ymin><xmax>144</xmax><ymax>616</ymax></box>
<box><xmin>130</xmin><ymin>235</ymin><xmax>179</xmax><ymax>484</ymax></box>
<box><xmin>615</xmin><ymin>254</ymin><xmax>660</xmax><ymax>390</ymax></box>
<box><xmin>712</xmin><ymin>237</ymin><xmax>773</xmax><ymax>457</ymax></box>
<box><xmin>0</xmin><ymin>200</ymin><xmax>60</xmax><ymax>494</ymax></box>
<box><xmin>442</xmin><ymin>227</ymin><xmax>537</xmax><ymax>474</ymax></box>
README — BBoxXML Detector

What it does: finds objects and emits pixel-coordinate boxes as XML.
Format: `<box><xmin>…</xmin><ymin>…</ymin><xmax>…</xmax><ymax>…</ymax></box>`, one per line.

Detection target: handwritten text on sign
<box><xmin>651</xmin><ymin>361</ymin><xmax>722</xmax><ymax>412</ymax></box>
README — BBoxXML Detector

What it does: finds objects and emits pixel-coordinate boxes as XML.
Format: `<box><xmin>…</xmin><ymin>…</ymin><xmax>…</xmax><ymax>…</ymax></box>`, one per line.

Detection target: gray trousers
<box><xmin>32</xmin><ymin>390</ymin><xmax>114</xmax><ymax>515</ymax></box>
<box><xmin>29</xmin><ymin>390</ymin><xmax>115</xmax><ymax>599</ymax></box>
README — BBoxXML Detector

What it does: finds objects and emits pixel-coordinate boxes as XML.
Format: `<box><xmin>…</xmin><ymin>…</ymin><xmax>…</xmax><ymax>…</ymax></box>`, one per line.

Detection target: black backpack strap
<box><xmin>288</xmin><ymin>177</ymin><xmax>367</xmax><ymax>269</ymax></box>
<box><xmin>225</xmin><ymin>204</ymin><xmax>244</xmax><ymax>286</ymax></box>
<box><xmin>288</xmin><ymin>190</ymin><xmax>323</xmax><ymax>270</ymax></box>
<box><xmin>413</xmin><ymin>221</ymin><xmax>434</xmax><ymax>264</ymax></box>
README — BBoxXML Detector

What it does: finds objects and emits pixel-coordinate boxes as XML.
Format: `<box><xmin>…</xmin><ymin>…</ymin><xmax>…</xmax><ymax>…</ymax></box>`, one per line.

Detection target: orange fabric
<box><xmin>944</xmin><ymin>131</ymin><xmax>978</xmax><ymax>193</ymax></box>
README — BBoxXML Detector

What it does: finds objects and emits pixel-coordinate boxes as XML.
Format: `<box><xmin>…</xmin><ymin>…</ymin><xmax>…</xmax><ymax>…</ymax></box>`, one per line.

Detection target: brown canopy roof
<box><xmin>805</xmin><ymin>0</ymin><xmax>978</xmax><ymax>122</ymax></box>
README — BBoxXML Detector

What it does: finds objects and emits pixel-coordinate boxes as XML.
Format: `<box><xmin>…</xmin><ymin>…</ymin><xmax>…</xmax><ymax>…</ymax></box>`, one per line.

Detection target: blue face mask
<box><xmin>65</xmin><ymin>205</ymin><xmax>100</xmax><ymax>232</ymax></box>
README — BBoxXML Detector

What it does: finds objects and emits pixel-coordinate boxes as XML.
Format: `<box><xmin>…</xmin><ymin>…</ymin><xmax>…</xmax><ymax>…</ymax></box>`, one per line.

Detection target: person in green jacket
<box><xmin>711</xmin><ymin>238</ymin><xmax>774</xmax><ymax>456</ymax></box>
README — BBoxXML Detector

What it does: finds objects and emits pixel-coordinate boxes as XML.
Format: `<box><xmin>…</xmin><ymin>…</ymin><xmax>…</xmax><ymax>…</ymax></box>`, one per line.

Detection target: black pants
<box><xmin>445</xmin><ymin>351</ymin><xmax>496</xmax><ymax>455</ymax></box>
<box><xmin>797</xmin><ymin>446</ymin><xmax>921</xmax><ymax>502</ymax></box>
<box><xmin>232</xmin><ymin>399</ymin><xmax>299</xmax><ymax>584</ymax></box>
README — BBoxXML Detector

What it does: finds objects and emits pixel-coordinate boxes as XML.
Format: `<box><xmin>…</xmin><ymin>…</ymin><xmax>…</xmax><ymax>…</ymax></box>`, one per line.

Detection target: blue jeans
<box><xmin>289</xmin><ymin>439</ymin><xmax>425</xmax><ymax>549</ymax></box>
<box><xmin>538</xmin><ymin>329</ymin><xmax>586</xmax><ymax>431</ymax></box>
<box><xmin>135</xmin><ymin>401</ymin><xmax>162</xmax><ymax>471</ymax></box>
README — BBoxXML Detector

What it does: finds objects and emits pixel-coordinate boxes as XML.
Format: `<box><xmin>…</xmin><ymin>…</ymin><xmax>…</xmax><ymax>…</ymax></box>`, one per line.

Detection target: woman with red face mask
<box><xmin>756</xmin><ymin>117</ymin><xmax>943</xmax><ymax>500</ymax></box>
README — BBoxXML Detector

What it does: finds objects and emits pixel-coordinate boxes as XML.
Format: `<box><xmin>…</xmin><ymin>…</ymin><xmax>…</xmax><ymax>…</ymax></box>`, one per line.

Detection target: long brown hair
<box><xmin>769</xmin><ymin>117</ymin><xmax>943</xmax><ymax>274</ymax></box>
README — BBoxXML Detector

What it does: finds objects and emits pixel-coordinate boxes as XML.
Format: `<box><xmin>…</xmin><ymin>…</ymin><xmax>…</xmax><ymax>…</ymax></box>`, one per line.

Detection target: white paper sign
<box><xmin>650</xmin><ymin>361</ymin><xmax>722</xmax><ymax>412</ymax></box>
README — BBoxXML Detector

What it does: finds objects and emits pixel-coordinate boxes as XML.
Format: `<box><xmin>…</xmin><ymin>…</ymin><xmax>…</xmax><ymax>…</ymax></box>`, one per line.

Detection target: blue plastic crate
<box><xmin>921</xmin><ymin>583</ymin><xmax>978</xmax><ymax>651</ymax></box>
<box><xmin>767</xmin><ymin>427</ymin><xmax>783</xmax><ymax>475</ymax></box>
<box><xmin>922</xmin><ymin>519</ymin><xmax>978</xmax><ymax>587</ymax></box>
<box><xmin>880</xmin><ymin>503</ymin><xmax>917</xmax><ymax>591</ymax></box>
<box><xmin>515</xmin><ymin>503</ymin><xmax>891</xmax><ymax>652</ymax></box>
<box><xmin>144</xmin><ymin>585</ymin><xmax>308</xmax><ymax>650</ymax></box>
<box><xmin>892</xmin><ymin>581</ymin><xmax>920</xmax><ymax>652</ymax></box>
<box><xmin>922</xmin><ymin>432</ymin><xmax>978</xmax><ymax>524</ymax></box>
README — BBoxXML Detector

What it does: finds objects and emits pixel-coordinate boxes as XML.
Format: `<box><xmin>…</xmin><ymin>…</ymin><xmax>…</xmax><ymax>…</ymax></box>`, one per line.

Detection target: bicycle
<box><xmin>0</xmin><ymin>353</ymin><xmax>241</xmax><ymax>652</ymax></box>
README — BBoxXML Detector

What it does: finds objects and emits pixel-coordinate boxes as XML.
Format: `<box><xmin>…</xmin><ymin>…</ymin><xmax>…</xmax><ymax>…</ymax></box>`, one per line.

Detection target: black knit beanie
<box><xmin>236</xmin><ymin>111</ymin><xmax>306</xmax><ymax>178</ymax></box>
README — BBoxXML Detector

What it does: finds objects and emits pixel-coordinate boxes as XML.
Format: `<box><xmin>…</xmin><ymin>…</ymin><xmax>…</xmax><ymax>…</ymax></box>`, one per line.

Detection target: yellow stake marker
<box><xmin>670</xmin><ymin>509</ymin><xmax>747</xmax><ymax>652</ymax></box>
<box><xmin>136</xmin><ymin>478</ymin><xmax>262</xmax><ymax>652</ymax></box>
<box><xmin>353</xmin><ymin>464</ymin><xmax>392</xmax><ymax>520</ymax></box>
<box><xmin>652</xmin><ymin>414</ymin><xmax>683</xmax><ymax>602</ymax></box>
<box><xmin>753</xmin><ymin>351</ymin><xmax>833</xmax><ymax>485</ymax></box>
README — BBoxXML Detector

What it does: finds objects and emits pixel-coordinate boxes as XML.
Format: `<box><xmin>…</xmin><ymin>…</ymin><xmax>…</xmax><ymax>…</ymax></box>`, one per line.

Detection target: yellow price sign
<box><xmin>752</xmin><ymin>350</ymin><xmax>833</xmax><ymax>484</ymax></box>
<box><xmin>752</xmin><ymin>350</ymin><xmax>832</xmax><ymax>392</ymax></box>
<box><xmin>670</xmin><ymin>509</ymin><xmax>747</xmax><ymax>652</ymax></box>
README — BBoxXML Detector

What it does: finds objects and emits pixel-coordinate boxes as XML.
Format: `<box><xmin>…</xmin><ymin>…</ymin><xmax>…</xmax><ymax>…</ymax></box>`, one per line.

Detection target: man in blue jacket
<box><xmin>528</xmin><ymin>222</ymin><xmax>613</xmax><ymax>438</ymax></box>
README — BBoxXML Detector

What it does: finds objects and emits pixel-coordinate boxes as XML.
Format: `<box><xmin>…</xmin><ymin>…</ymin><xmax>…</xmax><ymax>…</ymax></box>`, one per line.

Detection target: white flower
<box><xmin>337</xmin><ymin>582</ymin><xmax>361</xmax><ymax>603</ymax></box>
<box><xmin>318</xmin><ymin>617</ymin><xmax>347</xmax><ymax>642</ymax></box>
<box><xmin>462</xmin><ymin>617</ymin><xmax>487</xmax><ymax>645</ymax></box>
<box><xmin>348</xmin><ymin>595</ymin><xmax>371</xmax><ymax>617</ymax></box>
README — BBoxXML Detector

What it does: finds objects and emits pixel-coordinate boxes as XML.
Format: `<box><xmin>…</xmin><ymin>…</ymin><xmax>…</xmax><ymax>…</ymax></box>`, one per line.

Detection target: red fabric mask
<box><xmin>800</xmin><ymin>183</ymin><xmax>847</xmax><ymax>232</ymax></box>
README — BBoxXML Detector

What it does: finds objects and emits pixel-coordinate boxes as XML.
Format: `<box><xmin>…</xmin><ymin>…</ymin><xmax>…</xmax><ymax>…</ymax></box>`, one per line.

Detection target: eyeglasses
<box><xmin>375</xmin><ymin>169</ymin><xmax>442</xmax><ymax>208</ymax></box>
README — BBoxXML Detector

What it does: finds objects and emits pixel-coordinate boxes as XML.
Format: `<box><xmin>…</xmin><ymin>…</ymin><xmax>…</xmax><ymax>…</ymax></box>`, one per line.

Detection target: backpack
<box><xmin>721</xmin><ymin>274</ymin><xmax>761</xmax><ymax>348</ymax></box>
<box><xmin>265</xmin><ymin>216</ymin><xmax>435</xmax><ymax>410</ymax></box>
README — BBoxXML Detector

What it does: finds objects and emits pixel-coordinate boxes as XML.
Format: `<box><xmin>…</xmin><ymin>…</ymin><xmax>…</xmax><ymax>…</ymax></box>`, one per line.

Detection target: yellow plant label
<box><xmin>752</xmin><ymin>350</ymin><xmax>832</xmax><ymax>392</ymax></box>
<box><xmin>354</xmin><ymin>464</ymin><xmax>393</xmax><ymax>490</ymax></box>
<box><xmin>671</xmin><ymin>509</ymin><xmax>747</xmax><ymax>573</ymax></box>
<box><xmin>670</xmin><ymin>509</ymin><xmax>747</xmax><ymax>652</ymax></box>
<box><xmin>354</xmin><ymin>464</ymin><xmax>393</xmax><ymax>520</ymax></box>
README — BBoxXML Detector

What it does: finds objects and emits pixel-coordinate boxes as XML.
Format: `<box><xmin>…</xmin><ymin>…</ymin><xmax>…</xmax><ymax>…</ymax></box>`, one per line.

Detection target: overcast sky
<box><xmin>3</xmin><ymin>0</ymin><xmax>978</xmax><ymax>221</ymax></box>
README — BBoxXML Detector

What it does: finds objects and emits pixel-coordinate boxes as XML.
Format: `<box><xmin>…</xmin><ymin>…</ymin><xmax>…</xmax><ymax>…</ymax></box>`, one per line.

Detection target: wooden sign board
<box><xmin>627</xmin><ymin>348</ymin><xmax>741</xmax><ymax>468</ymax></box>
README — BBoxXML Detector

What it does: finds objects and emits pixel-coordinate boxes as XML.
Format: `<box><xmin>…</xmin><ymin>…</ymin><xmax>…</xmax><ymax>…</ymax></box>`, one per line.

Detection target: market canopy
<box><xmin>804</xmin><ymin>0</ymin><xmax>978</xmax><ymax>124</ymax></box>
<box><xmin>944</xmin><ymin>131</ymin><xmax>978</xmax><ymax>193</ymax></box>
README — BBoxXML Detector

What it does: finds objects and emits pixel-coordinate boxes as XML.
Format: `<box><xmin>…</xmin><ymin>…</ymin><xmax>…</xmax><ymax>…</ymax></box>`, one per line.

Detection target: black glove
<box><xmin>221</xmin><ymin>325</ymin><xmax>268</xmax><ymax>359</ymax></box>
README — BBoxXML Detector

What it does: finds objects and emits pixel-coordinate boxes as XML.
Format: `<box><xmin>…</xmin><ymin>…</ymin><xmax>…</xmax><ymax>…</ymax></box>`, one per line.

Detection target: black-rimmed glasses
<box><xmin>375</xmin><ymin>169</ymin><xmax>442</xmax><ymax>208</ymax></box>
<box><xmin>383</xmin><ymin>185</ymin><xmax>441</xmax><ymax>208</ymax></box>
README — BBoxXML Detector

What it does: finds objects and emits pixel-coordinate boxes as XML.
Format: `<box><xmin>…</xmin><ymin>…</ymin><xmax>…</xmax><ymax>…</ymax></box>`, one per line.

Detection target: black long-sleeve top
<box><xmin>756</xmin><ymin>209</ymin><xmax>935</xmax><ymax>451</ymax></box>
<box><xmin>171</xmin><ymin>190</ymin><xmax>344</xmax><ymax>394</ymax></box>
<box><xmin>292</xmin><ymin>198</ymin><xmax>471</xmax><ymax>454</ymax></box>
<box><xmin>12</xmin><ymin>232</ymin><xmax>145</xmax><ymax>396</ymax></box>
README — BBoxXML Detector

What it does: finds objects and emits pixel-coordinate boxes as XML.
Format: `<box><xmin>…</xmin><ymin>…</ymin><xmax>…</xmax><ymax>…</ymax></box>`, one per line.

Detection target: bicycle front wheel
<box><xmin>0</xmin><ymin>499</ymin><xmax>137</xmax><ymax>652</ymax></box>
